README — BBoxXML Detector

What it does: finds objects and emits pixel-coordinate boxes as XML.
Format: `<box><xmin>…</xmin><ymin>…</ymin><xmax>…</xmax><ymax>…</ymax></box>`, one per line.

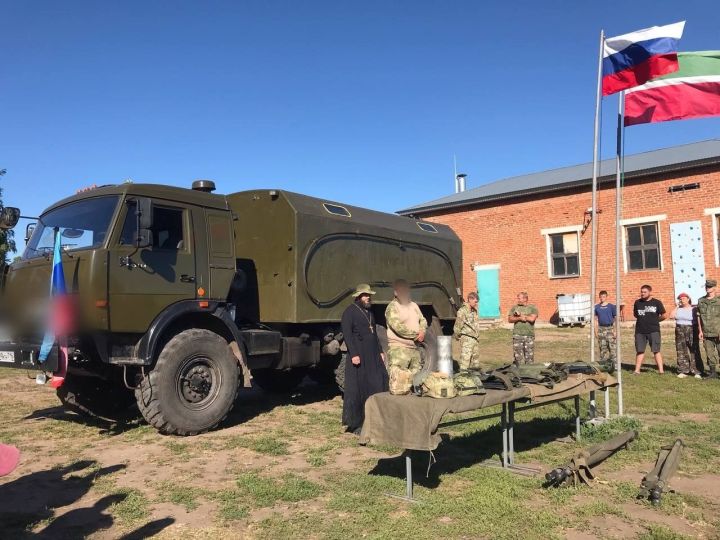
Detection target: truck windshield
<box><xmin>24</xmin><ymin>196</ymin><xmax>120</xmax><ymax>260</ymax></box>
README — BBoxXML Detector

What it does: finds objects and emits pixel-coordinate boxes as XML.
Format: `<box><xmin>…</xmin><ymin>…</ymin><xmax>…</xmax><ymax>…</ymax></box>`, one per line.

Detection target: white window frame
<box><xmin>704</xmin><ymin>207</ymin><xmax>720</xmax><ymax>267</ymax></box>
<box><xmin>620</xmin><ymin>214</ymin><xmax>666</xmax><ymax>273</ymax></box>
<box><xmin>540</xmin><ymin>225</ymin><xmax>582</xmax><ymax>279</ymax></box>
<box><xmin>472</xmin><ymin>263</ymin><xmax>501</xmax><ymax>271</ymax></box>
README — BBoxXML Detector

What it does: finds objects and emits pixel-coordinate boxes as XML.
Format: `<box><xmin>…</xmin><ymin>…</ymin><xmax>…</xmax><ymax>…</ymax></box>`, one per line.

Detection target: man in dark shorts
<box><xmin>633</xmin><ymin>284</ymin><xmax>667</xmax><ymax>374</ymax></box>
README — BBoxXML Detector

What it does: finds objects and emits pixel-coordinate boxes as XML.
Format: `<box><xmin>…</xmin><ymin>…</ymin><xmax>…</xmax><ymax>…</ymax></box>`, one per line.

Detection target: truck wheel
<box><xmin>251</xmin><ymin>368</ymin><xmax>307</xmax><ymax>393</ymax></box>
<box><xmin>57</xmin><ymin>376</ymin><xmax>136</xmax><ymax>422</ymax></box>
<box><xmin>135</xmin><ymin>329</ymin><xmax>240</xmax><ymax>436</ymax></box>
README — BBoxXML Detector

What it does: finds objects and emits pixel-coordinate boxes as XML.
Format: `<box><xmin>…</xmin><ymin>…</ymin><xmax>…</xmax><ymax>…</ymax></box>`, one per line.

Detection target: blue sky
<box><xmin>2</xmin><ymin>1</ymin><xmax>719</xmax><ymax>238</ymax></box>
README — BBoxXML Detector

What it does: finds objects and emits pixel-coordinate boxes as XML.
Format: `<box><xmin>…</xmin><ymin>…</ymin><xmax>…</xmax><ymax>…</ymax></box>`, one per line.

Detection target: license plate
<box><xmin>0</xmin><ymin>351</ymin><xmax>14</xmax><ymax>363</ymax></box>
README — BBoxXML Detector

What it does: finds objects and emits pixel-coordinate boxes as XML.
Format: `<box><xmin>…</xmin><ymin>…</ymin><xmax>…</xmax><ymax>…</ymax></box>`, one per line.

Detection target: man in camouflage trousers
<box><xmin>453</xmin><ymin>292</ymin><xmax>482</xmax><ymax>369</ymax></box>
<box><xmin>698</xmin><ymin>279</ymin><xmax>720</xmax><ymax>378</ymax></box>
<box><xmin>508</xmin><ymin>292</ymin><xmax>539</xmax><ymax>365</ymax></box>
<box><xmin>385</xmin><ymin>279</ymin><xmax>427</xmax><ymax>376</ymax></box>
<box><xmin>594</xmin><ymin>290</ymin><xmax>617</xmax><ymax>370</ymax></box>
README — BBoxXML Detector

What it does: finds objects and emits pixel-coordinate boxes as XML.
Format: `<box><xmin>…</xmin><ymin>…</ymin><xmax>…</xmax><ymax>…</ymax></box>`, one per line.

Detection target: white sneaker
<box><xmin>694</xmin><ymin>374</ymin><xmax>702</xmax><ymax>379</ymax></box>
<box><xmin>677</xmin><ymin>373</ymin><xmax>688</xmax><ymax>379</ymax></box>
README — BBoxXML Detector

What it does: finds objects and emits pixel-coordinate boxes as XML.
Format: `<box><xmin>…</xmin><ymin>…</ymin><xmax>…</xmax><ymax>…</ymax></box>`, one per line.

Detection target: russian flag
<box><xmin>602</xmin><ymin>21</ymin><xmax>685</xmax><ymax>96</ymax></box>
<box><xmin>38</xmin><ymin>230</ymin><xmax>73</xmax><ymax>388</ymax></box>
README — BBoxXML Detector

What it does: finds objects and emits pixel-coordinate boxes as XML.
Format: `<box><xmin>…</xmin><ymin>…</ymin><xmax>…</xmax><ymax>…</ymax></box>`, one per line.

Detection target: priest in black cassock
<box><xmin>341</xmin><ymin>283</ymin><xmax>389</xmax><ymax>434</ymax></box>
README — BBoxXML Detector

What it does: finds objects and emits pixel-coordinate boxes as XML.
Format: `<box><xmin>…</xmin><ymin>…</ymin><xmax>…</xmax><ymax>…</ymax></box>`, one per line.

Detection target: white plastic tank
<box><xmin>557</xmin><ymin>293</ymin><xmax>592</xmax><ymax>327</ymax></box>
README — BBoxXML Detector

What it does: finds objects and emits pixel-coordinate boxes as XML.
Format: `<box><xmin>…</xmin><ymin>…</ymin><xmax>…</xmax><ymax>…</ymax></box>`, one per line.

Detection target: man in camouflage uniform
<box><xmin>385</xmin><ymin>279</ymin><xmax>427</xmax><ymax>376</ymax></box>
<box><xmin>594</xmin><ymin>290</ymin><xmax>617</xmax><ymax>370</ymax></box>
<box><xmin>698</xmin><ymin>279</ymin><xmax>720</xmax><ymax>378</ymax></box>
<box><xmin>453</xmin><ymin>292</ymin><xmax>482</xmax><ymax>369</ymax></box>
<box><xmin>508</xmin><ymin>292</ymin><xmax>539</xmax><ymax>365</ymax></box>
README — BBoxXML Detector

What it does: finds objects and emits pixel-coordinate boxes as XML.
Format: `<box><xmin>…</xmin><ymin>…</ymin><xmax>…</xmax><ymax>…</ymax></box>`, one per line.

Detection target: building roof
<box><xmin>398</xmin><ymin>139</ymin><xmax>720</xmax><ymax>215</ymax></box>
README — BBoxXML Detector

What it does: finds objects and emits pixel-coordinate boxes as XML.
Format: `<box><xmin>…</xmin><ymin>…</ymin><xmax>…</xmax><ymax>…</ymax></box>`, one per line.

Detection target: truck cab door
<box><xmin>108</xmin><ymin>198</ymin><xmax>197</xmax><ymax>334</ymax></box>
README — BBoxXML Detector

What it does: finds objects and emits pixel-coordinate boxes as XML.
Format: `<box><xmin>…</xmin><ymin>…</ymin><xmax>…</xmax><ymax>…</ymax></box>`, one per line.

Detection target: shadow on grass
<box><xmin>223</xmin><ymin>378</ymin><xmax>340</xmax><ymax>427</ymax></box>
<box><xmin>368</xmin><ymin>415</ymin><xmax>579</xmax><ymax>489</ymax></box>
<box><xmin>22</xmin><ymin>376</ymin><xmax>340</xmax><ymax>436</ymax></box>
<box><xmin>0</xmin><ymin>460</ymin><xmax>174</xmax><ymax>538</ymax></box>
<box><xmin>23</xmin><ymin>407</ymin><xmax>147</xmax><ymax>436</ymax></box>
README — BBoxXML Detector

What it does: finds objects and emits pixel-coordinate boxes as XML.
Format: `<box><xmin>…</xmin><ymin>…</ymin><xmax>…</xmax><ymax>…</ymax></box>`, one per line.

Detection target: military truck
<box><xmin>0</xmin><ymin>181</ymin><xmax>462</xmax><ymax>435</ymax></box>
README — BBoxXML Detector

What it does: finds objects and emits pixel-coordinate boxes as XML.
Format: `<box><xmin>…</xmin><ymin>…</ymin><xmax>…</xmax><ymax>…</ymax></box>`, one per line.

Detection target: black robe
<box><xmin>341</xmin><ymin>300</ymin><xmax>389</xmax><ymax>431</ymax></box>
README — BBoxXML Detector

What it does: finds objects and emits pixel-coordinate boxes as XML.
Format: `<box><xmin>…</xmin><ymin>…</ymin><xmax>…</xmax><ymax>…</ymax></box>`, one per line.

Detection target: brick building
<box><xmin>399</xmin><ymin>140</ymin><xmax>720</xmax><ymax>322</ymax></box>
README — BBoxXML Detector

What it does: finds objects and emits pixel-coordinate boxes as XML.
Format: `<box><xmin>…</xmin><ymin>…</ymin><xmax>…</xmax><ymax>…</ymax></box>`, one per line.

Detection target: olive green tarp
<box><xmin>359</xmin><ymin>373</ymin><xmax>615</xmax><ymax>451</ymax></box>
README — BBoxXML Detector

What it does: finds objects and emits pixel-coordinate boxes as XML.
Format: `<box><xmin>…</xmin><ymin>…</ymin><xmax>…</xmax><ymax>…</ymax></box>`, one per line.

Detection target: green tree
<box><xmin>0</xmin><ymin>169</ymin><xmax>17</xmax><ymax>267</ymax></box>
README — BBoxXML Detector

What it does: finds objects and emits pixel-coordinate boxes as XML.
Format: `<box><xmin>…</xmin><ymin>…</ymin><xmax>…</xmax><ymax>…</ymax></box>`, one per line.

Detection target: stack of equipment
<box><xmin>512</xmin><ymin>364</ymin><xmax>567</xmax><ymax>389</ymax></box>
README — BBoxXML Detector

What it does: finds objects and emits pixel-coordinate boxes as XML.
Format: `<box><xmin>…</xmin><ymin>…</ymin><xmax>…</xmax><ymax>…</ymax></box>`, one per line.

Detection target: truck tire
<box><xmin>135</xmin><ymin>329</ymin><xmax>240</xmax><ymax>436</ymax></box>
<box><xmin>251</xmin><ymin>368</ymin><xmax>307</xmax><ymax>393</ymax></box>
<box><xmin>57</xmin><ymin>376</ymin><xmax>136</xmax><ymax>422</ymax></box>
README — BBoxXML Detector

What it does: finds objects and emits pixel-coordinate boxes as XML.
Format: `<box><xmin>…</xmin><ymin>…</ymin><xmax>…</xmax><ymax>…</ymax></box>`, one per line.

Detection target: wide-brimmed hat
<box><xmin>0</xmin><ymin>443</ymin><xmax>20</xmax><ymax>477</ymax></box>
<box><xmin>353</xmin><ymin>283</ymin><xmax>376</xmax><ymax>297</ymax></box>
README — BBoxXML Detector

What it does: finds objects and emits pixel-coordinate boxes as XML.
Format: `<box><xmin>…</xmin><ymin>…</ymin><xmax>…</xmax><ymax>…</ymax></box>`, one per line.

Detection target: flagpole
<box><xmin>590</xmin><ymin>30</ymin><xmax>604</xmax><ymax>372</ymax></box>
<box><xmin>615</xmin><ymin>91</ymin><xmax>625</xmax><ymax>416</ymax></box>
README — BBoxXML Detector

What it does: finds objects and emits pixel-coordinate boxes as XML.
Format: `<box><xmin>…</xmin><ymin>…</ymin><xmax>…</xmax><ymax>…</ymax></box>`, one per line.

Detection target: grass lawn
<box><xmin>0</xmin><ymin>326</ymin><xmax>718</xmax><ymax>539</ymax></box>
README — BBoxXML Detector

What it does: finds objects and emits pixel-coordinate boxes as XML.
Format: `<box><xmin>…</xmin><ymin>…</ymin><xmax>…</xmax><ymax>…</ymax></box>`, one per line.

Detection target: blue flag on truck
<box><xmin>38</xmin><ymin>229</ymin><xmax>72</xmax><ymax>388</ymax></box>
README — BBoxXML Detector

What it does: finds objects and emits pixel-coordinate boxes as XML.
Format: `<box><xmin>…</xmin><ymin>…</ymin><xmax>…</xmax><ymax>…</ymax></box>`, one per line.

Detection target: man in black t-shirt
<box><xmin>633</xmin><ymin>284</ymin><xmax>667</xmax><ymax>374</ymax></box>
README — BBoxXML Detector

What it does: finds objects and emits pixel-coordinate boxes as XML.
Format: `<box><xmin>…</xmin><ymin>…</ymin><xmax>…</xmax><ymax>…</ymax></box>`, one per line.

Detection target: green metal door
<box><xmin>108</xmin><ymin>199</ymin><xmax>197</xmax><ymax>333</ymax></box>
<box><xmin>475</xmin><ymin>265</ymin><xmax>500</xmax><ymax>318</ymax></box>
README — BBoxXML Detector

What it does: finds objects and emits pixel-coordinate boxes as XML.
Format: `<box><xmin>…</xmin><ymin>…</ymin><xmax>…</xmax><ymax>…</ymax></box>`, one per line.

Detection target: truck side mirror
<box><xmin>132</xmin><ymin>198</ymin><xmax>153</xmax><ymax>248</ymax></box>
<box><xmin>0</xmin><ymin>207</ymin><xmax>20</xmax><ymax>230</ymax></box>
<box><xmin>137</xmin><ymin>198</ymin><xmax>153</xmax><ymax>230</ymax></box>
<box><xmin>136</xmin><ymin>229</ymin><xmax>152</xmax><ymax>249</ymax></box>
<box><xmin>25</xmin><ymin>223</ymin><xmax>36</xmax><ymax>243</ymax></box>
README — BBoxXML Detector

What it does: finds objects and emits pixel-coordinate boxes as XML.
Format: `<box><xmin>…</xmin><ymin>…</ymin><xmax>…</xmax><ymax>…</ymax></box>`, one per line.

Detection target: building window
<box><xmin>703</xmin><ymin>208</ymin><xmax>720</xmax><ymax>266</ymax></box>
<box><xmin>549</xmin><ymin>232</ymin><xmax>580</xmax><ymax>277</ymax></box>
<box><xmin>626</xmin><ymin>222</ymin><xmax>660</xmax><ymax>271</ymax></box>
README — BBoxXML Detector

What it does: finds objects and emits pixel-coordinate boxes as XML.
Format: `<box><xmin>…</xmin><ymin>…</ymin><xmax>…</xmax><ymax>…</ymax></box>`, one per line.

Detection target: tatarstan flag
<box><xmin>625</xmin><ymin>51</ymin><xmax>720</xmax><ymax>126</ymax></box>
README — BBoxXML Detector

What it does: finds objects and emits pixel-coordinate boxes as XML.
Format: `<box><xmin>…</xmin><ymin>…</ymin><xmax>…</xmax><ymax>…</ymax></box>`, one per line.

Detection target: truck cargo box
<box><xmin>228</xmin><ymin>190</ymin><xmax>462</xmax><ymax>324</ymax></box>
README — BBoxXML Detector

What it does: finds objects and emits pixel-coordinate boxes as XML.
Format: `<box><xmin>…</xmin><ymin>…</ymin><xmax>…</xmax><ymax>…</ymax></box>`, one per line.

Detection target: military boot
<box><xmin>707</xmin><ymin>365</ymin><xmax>718</xmax><ymax>379</ymax></box>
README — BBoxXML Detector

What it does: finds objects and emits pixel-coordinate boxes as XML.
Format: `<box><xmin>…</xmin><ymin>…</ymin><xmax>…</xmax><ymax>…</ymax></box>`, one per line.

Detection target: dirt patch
<box><xmin>668</xmin><ymin>473</ymin><xmax>720</xmax><ymax>500</ymax></box>
<box><xmin>620</xmin><ymin>503</ymin><xmax>701</xmax><ymax>537</ymax></box>
<box><xmin>563</xmin><ymin>529</ymin><xmax>596</xmax><ymax>540</ymax></box>
<box><xmin>580</xmin><ymin>513</ymin><xmax>643</xmax><ymax>539</ymax></box>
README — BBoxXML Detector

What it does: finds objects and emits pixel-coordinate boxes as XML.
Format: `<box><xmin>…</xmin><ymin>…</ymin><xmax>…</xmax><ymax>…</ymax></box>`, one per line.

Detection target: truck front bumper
<box><xmin>0</xmin><ymin>340</ymin><xmax>59</xmax><ymax>372</ymax></box>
